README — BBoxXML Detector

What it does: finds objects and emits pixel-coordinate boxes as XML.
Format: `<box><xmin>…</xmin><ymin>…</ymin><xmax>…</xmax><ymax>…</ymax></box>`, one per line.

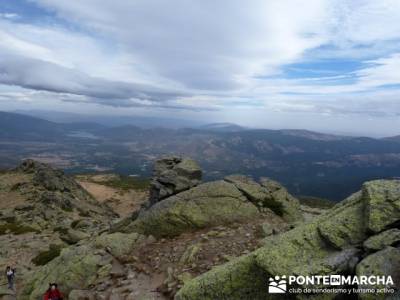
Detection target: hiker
<box><xmin>5</xmin><ymin>266</ymin><xmax>15</xmax><ymax>290</ymax></box>
<box><xmin>43</xmin><ymin>283</ymin><xmax>63</xmax><ymax>300</ymax></box>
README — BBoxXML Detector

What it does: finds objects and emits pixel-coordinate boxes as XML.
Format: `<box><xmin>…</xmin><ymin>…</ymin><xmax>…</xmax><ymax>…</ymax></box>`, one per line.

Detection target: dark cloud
<box><xmin>0</xmin><ymin>53</ymin><xmax>188</xmax><ymax>106</ymax></box>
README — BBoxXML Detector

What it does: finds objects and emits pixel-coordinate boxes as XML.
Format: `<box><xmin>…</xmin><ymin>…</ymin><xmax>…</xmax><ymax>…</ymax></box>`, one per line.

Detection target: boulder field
<box><xmin>176</xmin><ymin>180</ymin><xmax>400</xmax><ymax>300</ymax></box>
<box><xmin>19</xmin><ymin>232</ymin><xmax>152</xmax><ymax>299</ymax></box>
<box><xmin>1</xmin><ymin>157</ymin><xmax>399</xmax><ymax>299</ymax></box>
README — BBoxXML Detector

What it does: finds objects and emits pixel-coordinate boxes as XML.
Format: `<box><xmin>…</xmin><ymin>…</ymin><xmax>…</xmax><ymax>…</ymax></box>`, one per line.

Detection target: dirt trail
<box><xmin>0</xmin><ymin>173</ymin><xmax>30</xmax><ymax>210</ymax></box>
<box><xmin>77</xmin><ymin>180</ymin><xmax>147</xmax><ymax>217</ymax></box>
<box><xmin>115</xmin><ymin>212</ymin><xmax>287</xmax><ymax>298</ymax></box>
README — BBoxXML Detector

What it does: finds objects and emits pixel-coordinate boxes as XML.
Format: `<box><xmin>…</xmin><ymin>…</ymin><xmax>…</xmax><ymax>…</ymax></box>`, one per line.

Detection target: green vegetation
<box><xmin>298</xmin><ymin>196</ymin><xmax>335</xmax><ymax>209</ymax></box>
<box><xmin>102</xmin><ymin>175</ymin><xmax>150</xmax><ymax>191</ymax></box>
<box><xmin>263</xmin><ymin>201</ymin><xmax>284</xmax><ymax>217</ymax></box>
<box><xmin>31</xmin><ymin>244</ymin><xmax>64</xmax><ymax>266</ymax></box>
<box><xmin>61</xmin><ymin>206</ymin><xmax>74</xmax><ymax>212</ymax></box>
<box><xmin>0</xmin><ymin>216</ymin><xmax>16</xmax><ymax>223</ymax></box>
<box><xmin>0</xmin><ymin>222</ymin><xmax>38</xmax><ymax>235</ymax></box>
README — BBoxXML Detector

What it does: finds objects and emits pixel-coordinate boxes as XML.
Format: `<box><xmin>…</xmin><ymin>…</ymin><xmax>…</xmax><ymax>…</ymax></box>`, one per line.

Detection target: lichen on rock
<box><xmin>174</xmin><ymin>179</ymin><xmax>400</xmax><ymax>299</ymax></box>
<box><xmin>20</xmin><ymin>232</ymin><xmax>147</xmax><ymax>299</ymax></box>
<box><xmin>176</xmin><ymin>254</ymin><xmax>269</xmax><ymax>300</ymax></box>
<box><xmin>225</xmin><ymin>175</ymin><xmax>303</xmax><ymax>223</ymax></box>
<box><xmin>124</xmin><ymin>180</ymin><xmax>261</xmax><ymax>237</ymax></box>
<box><xmin>363</xmin><ymin>228</ymin><xmax>400</xmax><ymax>251</ymax></box>
<box><xmin>317</xmin><ymin>191</ymin><xmax>367</xmax><ymax>249</ymax></box>
<box><xmin>356</xmin><ymin>247</ymin><xmax>400</xmax><ymax>300</ymax></box>
<box><xmin>363</xmin><ymin>179</ymin><xmax>400</xmax><ymax>233</ymax></box>
<box><xmin>148</xmin><ymin>156</ymin><xmax>202</xmax><ymax>207</ymax></box>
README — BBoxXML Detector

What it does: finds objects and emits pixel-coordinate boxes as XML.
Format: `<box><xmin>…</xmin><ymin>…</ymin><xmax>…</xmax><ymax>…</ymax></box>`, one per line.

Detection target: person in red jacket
<box><xmin>43</xmin><ymin>283</ymin><xmax>63</xmax><ymax>300</ymax></box>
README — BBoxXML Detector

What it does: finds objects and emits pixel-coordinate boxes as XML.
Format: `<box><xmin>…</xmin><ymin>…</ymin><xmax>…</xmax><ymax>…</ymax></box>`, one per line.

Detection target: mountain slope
<box><xmin>200</xmin><ymin>123</ymin><xmax>246</xmax><ymax>132</ymax></box>
<box><xmin>0</xmin><ymin>111</ymin><xmax>63</xmax><ymax>140</ymax></box>
<box><xmin>0</xmin><ymin>111</ymin><xmax>105</xmax><ymax>141</ymax></box>
<box><xmin>1</xmin><ymin>111</ymin><xmax>400</xmax><ymax>200</ymax></box>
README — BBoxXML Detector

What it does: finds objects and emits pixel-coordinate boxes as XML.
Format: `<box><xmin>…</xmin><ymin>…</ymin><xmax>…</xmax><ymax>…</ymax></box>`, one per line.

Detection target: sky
<box><xmin>0</xmin><ymin>0</ymin><xmax>399</xmax><ymax>137</ymax></box>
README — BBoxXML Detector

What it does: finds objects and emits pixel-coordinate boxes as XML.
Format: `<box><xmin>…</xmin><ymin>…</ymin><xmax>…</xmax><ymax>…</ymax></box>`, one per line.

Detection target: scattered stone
<box><xmin>363</xmin><ymin>180</ymin><xmax>400</xmax><ymax>233</ymax></box>
<box><xmin>260</xmin><ymin>177</ymin><xmax>304</xmax><ymax>223</ymax></box>
<box><xmin>317</xmin><ymin>192</ymin><xmax>367</xmax><ymax>249</ymax></box>
<box><xmin>176</xmin><ymin>180</ymin><xmax>400</xmax><ymax>299</ymax></box>
<box><xmin>356</xmin><ymin>247</ymin><xmax>400</xmax><ymax>300</ymax></box>
<box><xmin>94</xmin><ymin>232</ymin><xmax>146</xmax><ymax>262</ymax></box>
<box><xmin>69</xmin><ymin>289</ymin><xmax>95</xmax><ymax>300</ymax></box>
<box><xmin>179</xmin><ymin>244</ymin><xmax>201</xmax><ymax>265</ymax></box>
<box><xmin>225</xmin><ymin>175</ymin><xmax>303</xmax><ymax>223</ymax></box>
<box><xmin>363</xmin><ymin>228</ymin><xmax>400</xmax><ymax>251</ymax></box>
<box><xmin>20</xmin><ymin>232</ymin><xmax>148</xmax><ymax>299</ymax></box>
<box><xmin>260</xmin><ymin>222</ymin><xmax>273</xmax><ymax>237</ymax></box>
<box><xmin>60</xmin><ymin>229</ymin><xmax>90</xmax><ymax>245</ymax></box>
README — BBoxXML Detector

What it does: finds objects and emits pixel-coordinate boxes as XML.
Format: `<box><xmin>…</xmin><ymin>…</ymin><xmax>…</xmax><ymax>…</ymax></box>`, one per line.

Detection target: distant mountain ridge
<box><xmin>13</xmin><ymin>109</ymin><xmax>205</xmax><ymax>129</ymax></box>
<box><xmin>1</xmin><ymin>111</ymin><xmax>400</xmax><ymax>200</ymax></box>
<box><xmin>200</xmin><ymin>122</ymin><xmax>246</xmax><ymax>132</ymax></box>
<box><xmin>0</xmin><ymin>111</ymin><xmax>105</xmax><ymax>141</ymax></box>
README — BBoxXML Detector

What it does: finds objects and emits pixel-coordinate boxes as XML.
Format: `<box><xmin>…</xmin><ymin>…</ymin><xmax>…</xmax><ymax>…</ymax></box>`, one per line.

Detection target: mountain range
<box><xmin>1</xmin><ymin>110</ymin><xmax>400</xmax><ymax>200</ymax></box>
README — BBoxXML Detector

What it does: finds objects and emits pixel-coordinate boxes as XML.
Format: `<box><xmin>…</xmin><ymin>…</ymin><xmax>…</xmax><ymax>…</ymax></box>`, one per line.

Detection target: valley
<box><xmin>1</xmin><ymin>111</ymin><xmax>400</xmax><ymax>201</ymax></box>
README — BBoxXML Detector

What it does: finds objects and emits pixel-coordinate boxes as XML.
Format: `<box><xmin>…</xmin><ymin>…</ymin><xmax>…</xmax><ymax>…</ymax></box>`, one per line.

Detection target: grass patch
<box><xmin>298</xmin><ymin>196</ymin><xmax>336</xmax><ymax>209</ymax></box>
<box><xmin>61</xmin><ymin>206</ymin><xmax>74</xmax><ymax>212</ymax></box>
<box><xmin>102</xmin><ymin>176</ymin><xmax>150</xmax><ymax>191</ymax></box>
<box><xmin>266</xmin><ymin>202</ymin><xmax>285</xmax><ymax>217</ymax></box>
<box><xmin>31</xmin><ymin>244</ymin><xmax>64</xmax><ymax>266</ymax></box>
<box><xmin>0</xmin><ymin>222</ymin><xmax>38</xmax><ymax>235</ymax></box>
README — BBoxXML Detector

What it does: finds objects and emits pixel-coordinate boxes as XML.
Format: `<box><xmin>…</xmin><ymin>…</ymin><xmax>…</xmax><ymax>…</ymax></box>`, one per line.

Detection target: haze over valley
<box><xmin>1</xmin><ymin>111</ymin><xmax>400</xmax><ymax>201</ymax></box>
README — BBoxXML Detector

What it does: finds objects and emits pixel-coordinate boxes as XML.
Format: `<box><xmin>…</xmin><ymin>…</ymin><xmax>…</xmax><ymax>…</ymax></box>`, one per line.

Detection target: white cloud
<box><xmin>356</xmin><ymin>53</ymin><xmax>400</xmax><ymax>88</ymax></box>
<box><xmin>0</xmin><ymin>0</ymin><xmax>398</xmax><ymax>128</ymax></box>
<box><xmin>0</xmin><ymin>13</ymin><xmax>19</xmax><ymax>20</ymax></box>
<box><xmin>31</xmin><ymin>0</ymin><xmax>332</xmax><ymax>90</ymax></box>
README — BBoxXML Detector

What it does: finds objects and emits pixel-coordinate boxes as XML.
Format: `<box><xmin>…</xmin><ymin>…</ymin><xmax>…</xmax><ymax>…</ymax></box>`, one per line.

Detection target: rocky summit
<box><xmin>116</xmin><ymin>170</ymin><xmax>302</xmax><ymax>238</ymax></box>
<box><xmin>176</xmin><ymin>179</ymin><xmax>400</xmax><ymax>300</ymax></box>
<box><xmin>148</xmin><ymin>156</ymin><xmax>202</xmax><ymax>207</ymax></box>
<box><xmin>0</xmin><ymin>158</ymin><xmax>399</xmax><ymax>299</ymax></box>
<box><xmin>1</xmin><ymin>159</ymin><xmax>116</xmax><ymax>232</ymax></box>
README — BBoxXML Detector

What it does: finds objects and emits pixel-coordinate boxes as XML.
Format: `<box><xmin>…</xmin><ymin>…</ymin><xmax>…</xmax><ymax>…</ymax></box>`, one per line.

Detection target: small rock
<box><xmin>363</xmin><ymin>228</ymin><xmax>400</xmax><ymax>251</ymax></box>
<box><xmin>356</xmin><ymin>247</ymin><xmax>400</xmax><ymax>299</ymax></box>
<box><xmin>180</xmin><ymin>244</ymin><xmax>201</xmax><ymax>265</ymax></box>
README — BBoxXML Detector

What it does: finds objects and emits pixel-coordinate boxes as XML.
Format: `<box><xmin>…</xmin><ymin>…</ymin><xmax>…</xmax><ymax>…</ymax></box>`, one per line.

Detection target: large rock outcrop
<box><xmin>363</xmin><ymin>228</ymin><xmax>400</xmax><ymax>251</ymax></box>
<box><xmin>115</xmin><ymin>157</ymin><xmax>303</xmax><ymax>237</ymax></box>
<box><xmin>176</xmin><ymin>179</ymin><xmax>400</xmax><ymax>300</ymax></box>
<box><xmin>1</xmin><ymin>160</ymin><xmax>117</xmax><ymax>233</ymax></box>
<box><xmin>363</xmin><ymin>180</ymin><xmax>400</xmax><ymax>233</ymax></box>
<box><xmin>356</xmin><ymin>247</ymin><xmax>400</xmax><ymax>300</ymax></box>
<box><xmin>20</xmin><ymin>232</ymin><xmax>148</xmax><ymax>300</ymax></box>
<box><xmin>123</xmin><ymin>180</ymin><xmax>261</xmax><ymax>237</ymax></box>
<box><xmin>148</xmin><ymin>156</ymin><xmax>202</xmax><ymax>207</ymax></box>
<box><xmin>225</xmin><ymin>175</ymin><xmax>303</xmax><ymax>223</ymax></box>
<box><xmin>119</xmin><ymin>176</ymin><xmax>302</xmax><ymax>238</ymax></box>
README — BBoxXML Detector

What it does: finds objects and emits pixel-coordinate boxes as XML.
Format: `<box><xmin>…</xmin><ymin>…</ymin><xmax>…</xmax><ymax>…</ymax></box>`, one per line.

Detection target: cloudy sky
<box><xmin>0</xmin><ymin>0</ymin><xmax>399</xmax><ymax>136</ymax></box>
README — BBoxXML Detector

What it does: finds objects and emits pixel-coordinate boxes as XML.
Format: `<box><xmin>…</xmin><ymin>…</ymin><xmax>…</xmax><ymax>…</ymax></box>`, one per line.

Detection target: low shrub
<box><xmin>0</xmin><ymin>222</ymin><xmax>38</xmax><ymax>235</ymax></box>
<box><xmin>31</xmin><ymin>244</ymin><xmax>64</xmax><ymax>266</ymax></box>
